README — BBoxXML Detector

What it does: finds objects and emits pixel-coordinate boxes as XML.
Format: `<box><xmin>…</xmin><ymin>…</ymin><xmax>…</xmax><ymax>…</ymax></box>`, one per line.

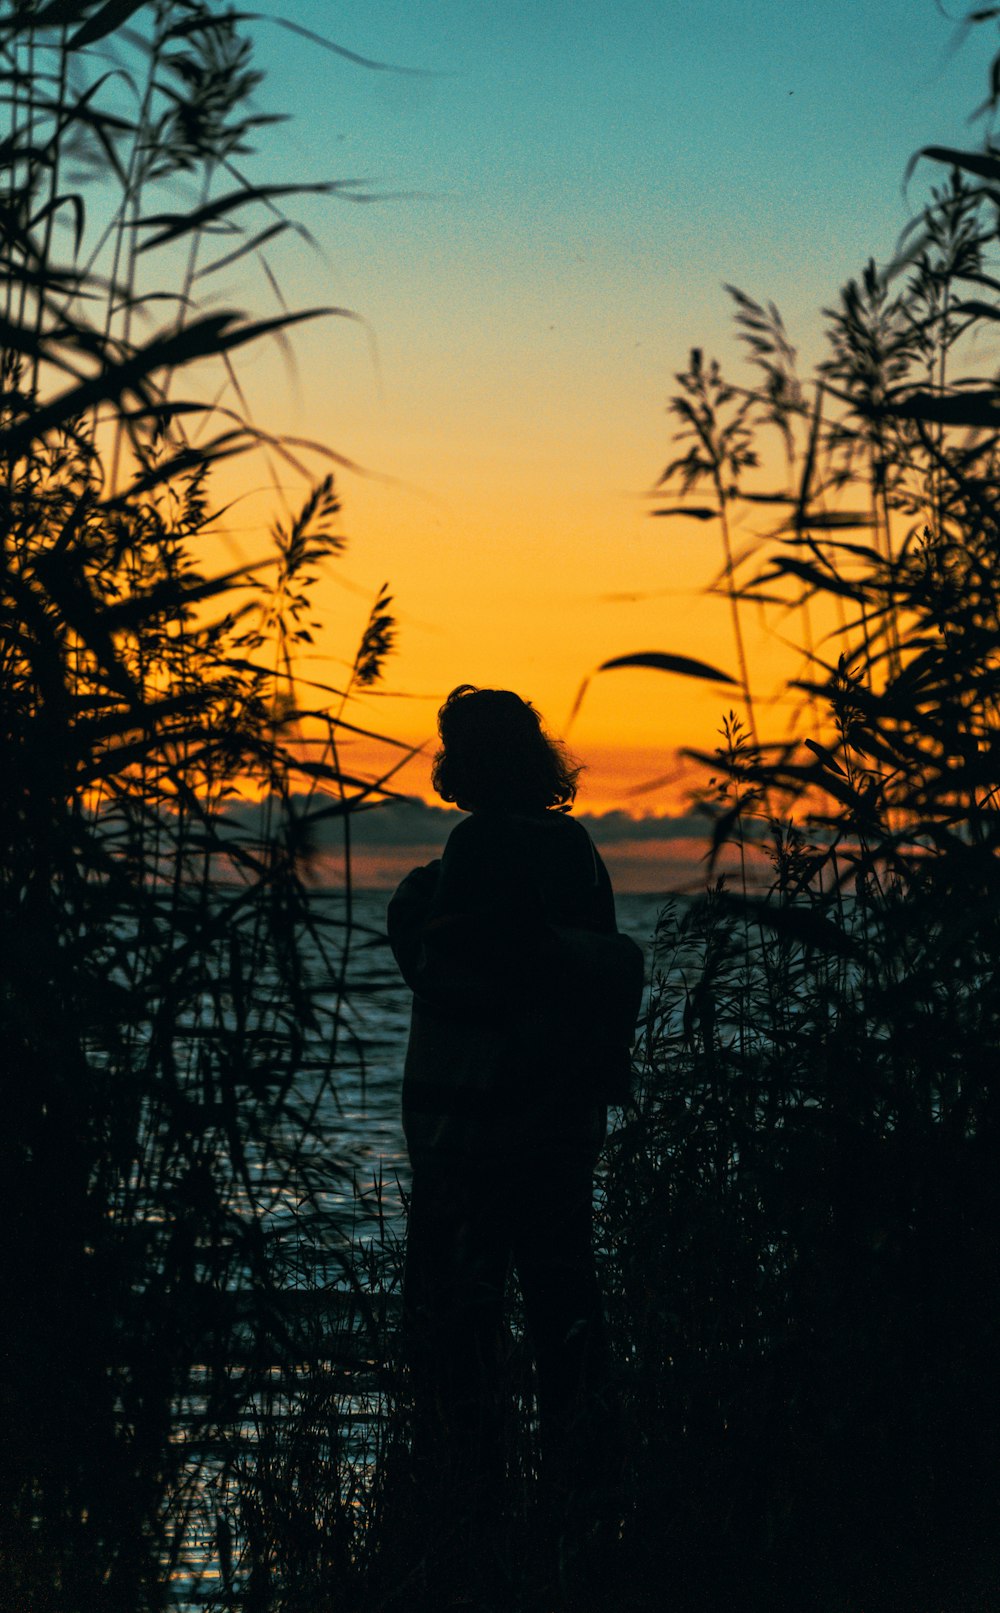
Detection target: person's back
<box><xmin>386</xmin><ymin>685</ymin><xmax>641</xmax><ymax>1598</ymax></box>
<box><xmin>388</xmin><ymin>799</ymin><xmax>633</xmax><ymax>1166</ymax></box>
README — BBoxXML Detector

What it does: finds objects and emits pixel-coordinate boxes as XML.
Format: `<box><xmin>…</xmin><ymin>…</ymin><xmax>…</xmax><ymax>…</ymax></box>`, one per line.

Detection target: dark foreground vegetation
<box><xmin>589</xmin><ymin>22</ymin><xmax>1000</xmax><ymax>1609</ymax></box>
<box><xmin>5</xmin><ymin>3</ymin><xmax>1000</xmax><ymax>1611</ymax></box>
<box><xmin>0</xmin><ymin>4</ymin><xmax>401</xmax><ymax>1609</ymax></box>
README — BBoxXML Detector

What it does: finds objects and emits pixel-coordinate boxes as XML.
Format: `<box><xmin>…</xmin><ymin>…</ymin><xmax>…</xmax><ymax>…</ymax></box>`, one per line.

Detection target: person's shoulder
<box><xmin>445</xmin><ymin>809</ymin><xmax>522</xmax><ymax>842</ymax></box>
<box><xmin>440</xmin><ymin>810</ymin><xmax>500</xmax><ymax>863</ymax></box>
<box><xmin>391</xmin><ymin>858</ymin><xmax>441</xmax><ymax>895</ymax></box>
<box><xmin>445</xmin><ymin>807</ymin><xmax>583</xmax><ymax>851</ymax></box>
<box><xmin>387</xmin><ymin>858</ymin><xmax>441</xmax><ymax>915</ymax></box>
<box><xmin>536</xmin><ymin>808</ymin><xmax>591</xmax><ymax>843</ymax></box>
<box><xmin>442</xmin><ymin>811</ymin><xmax>481</xmax><ymax>848</ymax></box>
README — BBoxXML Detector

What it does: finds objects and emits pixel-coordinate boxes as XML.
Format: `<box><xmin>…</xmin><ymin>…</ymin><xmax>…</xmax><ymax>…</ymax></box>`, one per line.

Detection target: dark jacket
<box><xmin>387</xmin><ymin>808</ymin><xmax>643</xmax><ymax>1168</ymax></box>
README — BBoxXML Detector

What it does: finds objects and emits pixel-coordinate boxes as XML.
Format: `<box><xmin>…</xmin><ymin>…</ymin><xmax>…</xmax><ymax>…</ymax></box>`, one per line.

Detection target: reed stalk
<box><xmin>0</xmin><ymin>5</ymin><xmax>401</xmax><ymax>1607</ymax></box>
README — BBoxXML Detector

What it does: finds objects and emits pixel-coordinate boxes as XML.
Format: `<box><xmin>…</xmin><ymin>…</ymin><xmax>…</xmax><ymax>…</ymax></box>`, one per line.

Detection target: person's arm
<box><xmin>386</xmin><ymin>860</ymin><xmax>441</xmax><ymax>992</ymax></box>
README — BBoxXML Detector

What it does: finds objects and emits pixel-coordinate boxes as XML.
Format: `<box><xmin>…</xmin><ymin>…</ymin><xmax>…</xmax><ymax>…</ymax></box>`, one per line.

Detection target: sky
<box><xmin>195</xmin><ymin>0</ymin><xmax>992</xmax><ymax>824</ymax></box>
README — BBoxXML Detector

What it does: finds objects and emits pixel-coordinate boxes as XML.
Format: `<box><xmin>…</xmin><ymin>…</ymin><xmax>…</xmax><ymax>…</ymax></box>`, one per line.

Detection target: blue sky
<box><xmin>253</xmin><ymin>0</ymin><xmax>990</xmax><ymax>361</ymax></box>
<box><xmin>198</xmin><ymin>2</ymin><xmax>999</xmax><ymax>810</ymax></box>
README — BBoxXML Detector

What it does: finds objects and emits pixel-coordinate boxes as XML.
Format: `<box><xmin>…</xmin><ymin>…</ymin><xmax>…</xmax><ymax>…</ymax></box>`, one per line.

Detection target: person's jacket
<box><xmin>387</xmin><ymin>807</ymin><xmax>643</xmax><ymax>1166</ymax></box>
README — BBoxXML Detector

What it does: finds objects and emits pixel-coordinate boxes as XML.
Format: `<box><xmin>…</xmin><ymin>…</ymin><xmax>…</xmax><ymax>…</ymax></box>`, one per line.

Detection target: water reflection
<box><xmin>161</xmin><ymin>890</ymin><xmax>662</xmax><ymax>1604</ymax></box>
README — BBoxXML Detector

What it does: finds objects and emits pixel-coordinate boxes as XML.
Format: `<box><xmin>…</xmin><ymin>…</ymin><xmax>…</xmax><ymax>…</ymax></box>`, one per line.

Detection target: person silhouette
<box><xmin>387</xmin><ymin>685</ymin><xmax>643</xmax><ymax>1593</ymax></box>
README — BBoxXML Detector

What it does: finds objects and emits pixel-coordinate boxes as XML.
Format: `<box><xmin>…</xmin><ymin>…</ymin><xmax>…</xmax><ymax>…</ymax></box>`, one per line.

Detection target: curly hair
<box><xmin>431</xmin><ymin>685</ymin><xmax>581</xmax><ymax>812</ymax></box>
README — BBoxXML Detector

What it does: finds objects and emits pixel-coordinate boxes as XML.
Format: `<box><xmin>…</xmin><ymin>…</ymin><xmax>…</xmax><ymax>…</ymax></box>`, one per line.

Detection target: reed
<box><xmin>342</xmin><ymin>20</ymin><xmax>1000</xmax><ymax>1613</ymax></box>
<box><xmin>269</xmin><ymin>14</ymin><xmax>1000</xmax><ymax>1612</ymax></box>
<box><xmin>11</xmin><ymin>4</ymin><xmax>1000</xmax><ymax>1611</ymax></box>
<box><xmin>591</xmin><ymin>17</ymin><xmax>1000</xmax><ymax>1610</ymax></box>
<box><xmin>0</xmin><ymin>5</ymin><xmax>401</xmax><ymax>1608</ymax></box>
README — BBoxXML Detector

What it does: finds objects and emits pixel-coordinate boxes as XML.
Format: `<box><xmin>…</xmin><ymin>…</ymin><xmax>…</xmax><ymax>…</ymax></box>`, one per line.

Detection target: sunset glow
<box><xmin>201</xmin><ymin>1</ymin><xmax>986</xmax><ymax>833</ymax></box>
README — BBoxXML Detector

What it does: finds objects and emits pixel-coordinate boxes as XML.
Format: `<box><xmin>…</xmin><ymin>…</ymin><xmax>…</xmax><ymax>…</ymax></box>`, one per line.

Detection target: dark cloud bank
<box><xmin>224</xmin><ymin>795</ymin><xmax>708</xmax><ymax>849</ymax></box>
<box><xmin>343</xmin><ymin>797</ymin><xmax>708</xmax><ymax>849</ymax></box>
<box><xmin>223</xmin><ymin>796</ymin><xmax>711</xmax><ymax>893</ymax></box>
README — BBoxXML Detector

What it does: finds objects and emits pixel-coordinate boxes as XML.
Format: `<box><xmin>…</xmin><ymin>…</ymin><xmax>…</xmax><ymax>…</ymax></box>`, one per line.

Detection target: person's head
<box><xmin>431</xmin><ymin>684</ymin><xmax>581</xmax><ymax>813</ymax></box>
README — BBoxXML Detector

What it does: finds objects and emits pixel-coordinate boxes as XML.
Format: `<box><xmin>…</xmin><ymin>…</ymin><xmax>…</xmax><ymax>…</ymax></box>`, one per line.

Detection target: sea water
<box><xmin>314</xmin><ymin>888</ymin><xmax>669</xmax><ymax>1230</ymax></box>
<box><xmin>165</xmin><ymin>888</ymin><xmax>670</xmax><ymax>1604</ymax></box>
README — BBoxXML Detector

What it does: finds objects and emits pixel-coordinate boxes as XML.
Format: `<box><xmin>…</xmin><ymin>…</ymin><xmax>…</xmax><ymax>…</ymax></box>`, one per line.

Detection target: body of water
<box><xmin>321</xmin><ymin>888</ymin><xmax>668</xmax><ymax>1226</ymax></box>
<box><xmin>166</xmin><ymin>889</ymin><xmax>669</xmax><ymax>1604</ymax></box>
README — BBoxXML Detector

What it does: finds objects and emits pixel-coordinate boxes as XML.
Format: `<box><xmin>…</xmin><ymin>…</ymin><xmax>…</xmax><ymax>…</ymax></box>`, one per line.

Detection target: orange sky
<box><xmin>189</xmin><ymin>2</ymin><xmax>984</xmax><ymax>824</ymax></box>
<box><xmin>213</xmin><ymin>440</ymin><xmax>820</xmax><ymax>819</ymax></box>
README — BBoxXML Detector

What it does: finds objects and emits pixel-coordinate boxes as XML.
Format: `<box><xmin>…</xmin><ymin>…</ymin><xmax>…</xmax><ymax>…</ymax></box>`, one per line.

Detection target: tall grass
<box><xmin>338</xmin><ymin>21</ymin><xmax>1000</xmax><ymax>1613</ymax></box>
<box><xmin>589</xmin><ymin>16</ymin><xmax>1000</xmax><ymax>1610</ymax></box>
<box><xmin>265</xmin><ymin>16</ymin><xmax>1000</xmax><ymax>1613</ymax></box>
<box><xmin>14</xmin><ymin>5</ymin><xmax>1000</xmax><ymax>1611</ymax></box>
<box><xmin>0</xmin><ymin>5</ymin><xmax>403</xmax><ymax>1608</ymax></box>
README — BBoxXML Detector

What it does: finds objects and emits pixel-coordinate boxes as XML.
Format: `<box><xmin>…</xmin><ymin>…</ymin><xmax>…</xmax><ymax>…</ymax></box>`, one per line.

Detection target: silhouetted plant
<box><xmin>0</xmin><ymin>4</ymin><xmax>404</xmax><ymax>1609</ymax></box>
<box><xmin>591</xmin><ymin>14</ymin><xmax>1000</xmax><ymax>1612</ymax></box>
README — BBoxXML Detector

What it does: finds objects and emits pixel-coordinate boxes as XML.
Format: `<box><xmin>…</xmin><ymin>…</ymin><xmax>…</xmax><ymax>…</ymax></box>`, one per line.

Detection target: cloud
<box><xmin>222</xmin><ymin>793</ymin><xmax>710</xmax><ymax>850</ymax></box>
<box><xmin>212</xmin><ymin>795</ymin><xmax>717</xmax><ymax>892</ymax></box>
<box><xmin>583</xmin><ymin>808</ymin><xmax>709</xmax><ymax>845</ymax></box>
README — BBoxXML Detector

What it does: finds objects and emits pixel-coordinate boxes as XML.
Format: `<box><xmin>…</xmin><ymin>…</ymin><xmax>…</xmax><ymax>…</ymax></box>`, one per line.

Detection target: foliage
<box><xmin>15</xmin><ymin>2</ymin><xmax>1000</xmax><ymax>1610</ymax></box>
<box><xmin>592</xmin><ymin>12</ymin><xmax>1000</xmax><ymax>1609</ymax></box>
<box><xmin>0</xmin><ymin>4</ymin><xmax>403</xmax><ymax>1608</ymax></box>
